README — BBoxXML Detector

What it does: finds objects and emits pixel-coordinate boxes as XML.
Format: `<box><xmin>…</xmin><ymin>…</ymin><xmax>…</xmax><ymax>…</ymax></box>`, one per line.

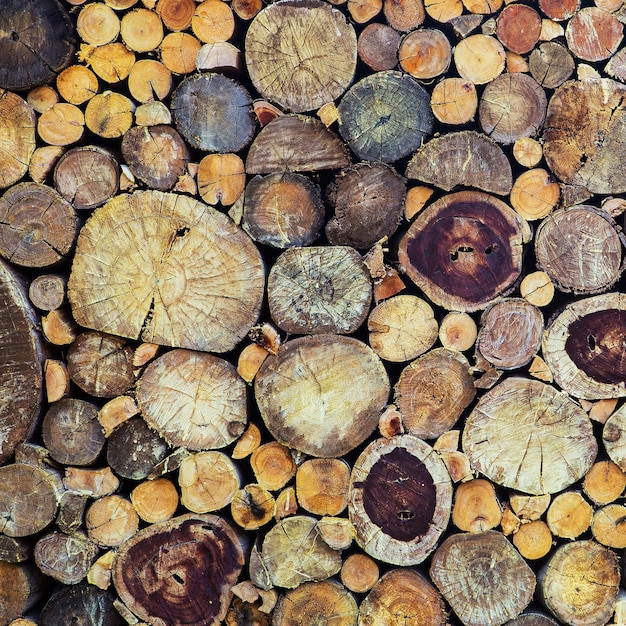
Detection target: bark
<box><xmin>255</xmin><ymin>335</ymin><xmax>390</xmax><ymax>458</ymax></box>
<box><xmin>349</xmin><ymin>435</ymin><xmax>452</xmax><ymax>566</ymax></box>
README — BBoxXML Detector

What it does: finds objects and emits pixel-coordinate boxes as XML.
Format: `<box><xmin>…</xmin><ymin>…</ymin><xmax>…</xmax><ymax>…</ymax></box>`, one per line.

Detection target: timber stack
<box><xmin>1</xmin><ymin>0</ymin><xmax>626</xmax><ymax>624</ymax></box>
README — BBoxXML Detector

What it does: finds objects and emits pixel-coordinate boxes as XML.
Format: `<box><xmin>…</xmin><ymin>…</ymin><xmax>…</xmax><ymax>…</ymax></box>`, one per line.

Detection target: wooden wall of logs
<box><xmin>0</xmin><ymin>0</ymin><xmax>626</xmax><ymax>624</ymax></box>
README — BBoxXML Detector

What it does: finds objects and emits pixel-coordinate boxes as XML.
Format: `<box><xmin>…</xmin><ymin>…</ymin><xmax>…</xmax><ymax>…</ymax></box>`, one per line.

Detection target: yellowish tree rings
<box><xmin>245</xmin><ymin>0</ymin><xmax>357</xmax><ymax>113</ymax></box>
<box><xmin>454</xmin><ymin>34</ymin><xmax>505</xmax><ymax>85</ymax></box>
<box><xmin>430</xmin><ymin>78</ymin><xmax>478</xmax><ymax>126</ymax></box>
<box><xmin>463</xmin><ymin>377</ymin><xmax>597</xmax><ymax>494</ymax></box>
<box><xmin>68</xmin><ymin>190</ymin><xmax>264</xmax><ymax>352</ymax></box>
<box><xmin>0</xmin><ymin>91</ymin><xmax>36</xmax><ymax>189</ymax></box>
<box><xmin>399</xmin><ymin>29</ymin><xmax>451</xmax><ymax>80</ymax></box>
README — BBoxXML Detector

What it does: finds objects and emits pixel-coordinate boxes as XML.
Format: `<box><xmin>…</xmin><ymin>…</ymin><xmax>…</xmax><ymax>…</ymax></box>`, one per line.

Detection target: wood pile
<box><xmin>1</xmin><ymin>0</ymin><xmax>626</xmax><ymax>624</ymax></box>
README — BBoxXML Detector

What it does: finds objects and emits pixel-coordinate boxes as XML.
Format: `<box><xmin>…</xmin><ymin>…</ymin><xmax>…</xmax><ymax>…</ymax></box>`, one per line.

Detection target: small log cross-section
<box><xmin>68</xmin><ymin>190</ymin><xmax>265</xmax><ymax>353</ymax></box>
<box><xmin>113</xmin><ymin>513</ymin><xmax>245</xmax><ymax>626</ymax></box>
<box><xmin>430</xmin><ymin>530</ymin><xmax>536</xmax><ymax>626</ymax></box>
<box><xmin>463</xmin><ymin>377</ymin><xmax>598</xmax><ymax>495</ymax></box>
<box><xmin>398</xmin><ymin>190</ymin><xmax>530</xmax><ymax>312</ymax></box>
<box><xmin>254</xmin><ymin>335</ymin><xmax>390</xmax><ymax>458</ymax></box>
<box><xmin>348</xmin><ymin>435</ymin><xmax>452</xmax><ymax>566</ymax></box>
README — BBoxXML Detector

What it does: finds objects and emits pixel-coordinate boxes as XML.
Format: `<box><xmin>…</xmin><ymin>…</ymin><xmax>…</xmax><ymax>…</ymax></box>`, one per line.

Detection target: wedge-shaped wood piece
<box><xmin>542</xmin><ymin>292</ymin><xmax>626</xmax><ymax>399</ymax></box>
<box><xmin>68</xmin><ymin>190</ymin><xmax>264</xmax><ymax>352</ymax></box>
<box><xmin>463</xmin><ymin>377</ymin><xmax>597</xmax><ymax>494</ymax></box>
<box><xmin>246</xmin><ymin>0</ymin><xmax>356</xmax><ymax>113</ymax></box>
<box><xmin>430</xmin><ymin>531</ymin><xmax>535</xmax><ymax>626</ymax></box>
<box><xmin>398</xmin><ymin>190</ymin><xmax>529</xmax><ymax>312</ymax></box>
<box><xmin>255</xmin><ymin>335</ymin><xmax>389</xmax><ymax>457</ymax></box>
<box><xmin>406</xmin><ymin>130</ymin><xmax>512</xmax><ymax>195</ymax></box>
<box><xmin>358</xmin><ymin>569</ymin><xmax>447</xmax><ymax>626</ymax></box>
<box><xmin>349</xmin><ymin>435</ymin><xmax>452</xmax><ymax>566</ymax></box>
<box><xmin>268</xmin><ymin>246</ymin><xmax>371</xmax><ymax>335</ymax></box>
<box><xmin>113</xmin><ymin>513</ymin><xmax>244</xmax><ymax>626</ymax></box>
<box><xmin>245</xmin><ymin>114</ymin><xmax>350</xmax><ymax>174</ymax></box>
<box><xmin>137</xmin><ymin>348</ymin><xmax>248</xmax><ymax>450</ymax></box>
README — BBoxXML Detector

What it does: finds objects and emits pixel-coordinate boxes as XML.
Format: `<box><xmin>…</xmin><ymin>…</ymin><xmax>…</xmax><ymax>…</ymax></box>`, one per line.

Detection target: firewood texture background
<box><xmin>0</xmin><ymin>0</ymin><xmax>625</xmax><ymax>624</ymax></box>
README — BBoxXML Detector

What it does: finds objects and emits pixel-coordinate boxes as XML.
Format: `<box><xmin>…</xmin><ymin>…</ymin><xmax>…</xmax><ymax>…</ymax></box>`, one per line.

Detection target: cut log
<box><xmin>582</xmin><ymin>459</ymin><xmax>626</xmax><ymax>504</ymax></box>
<box><xmin>463</xmin><ymin>377</ymin><xmax>598</xmax><ymax>494</ymax></box>
<box><xmin>249</xmin><ymin>442</ymin><xmax>296</xmax><ymax>491</ymax></box>
<box><xmin>230</xmin><ymin>483</ymin><xmax>275</xmax><ymax>530</ymax></box>
<box><xmin>425</xmin><ymin>0</ymin><xmax>462</xmax><ymax>22</ymax></box>
<box><xmin>197</xmin><ymin>153</ymin><xmax>245</xmax><ymax>206</ymax></box>
<box><xmin>0</xmin><ymin>259</ymin><xmax>45</xmax><ymax>464</ymax></box>
<box><xmin>171</xmin><ymin>73</ymin><xmax>256</xmax><ymax>152</ymax></box>
<box><xmin>0</xmin><ymin>463</ymin><xmax>58</xmax><ymax>537</ymax></box>
<box><xmin>357</xmin><ymin>568</ymin><xmax>446</xmax><ymax>626</ymax></box>
<box><xmin>0</xmin><ymin>561</ymin><xmax>46</xmax><ymax>626</ymax></box>
<box><xmin>535</xmin><ymin>206</ymin><xmax>623</xmax><ymax>294</ymax></box>
<box><xmin>566</xmin><ymin>6</ymin><xmax>623</xmax><ymax>62</ymax></box>
<box><xmin>56</xmin><ymin>490</ymin><xmax>88</xmax><ymax>534</ymax></box>
<box><xmin>84</xmin><ymin>91</ymin><xmax>133</xmax><ymax>139</ymax></box>
<box><xmin>513</xmin><ymin>137</ymin><xmax>543</xmax><ymax>168</ymax></box>
<box><xmin>54</xmin><ymin>145</ymin><xmax>120</xmax><ymax>210</ymax></box>
<box><xmin>42</xmin><ymin>398</ymin><xmax>105</xmax><ymax>466</ymax></box>
<box><xmin>591</xmin><ymin>503</ymin><xmax>626</xmax><ymax>548</ymax></box>
<box><xmin>273</xmin><ymin>580</ymin><xmax>358</xmax><ymax>626</ymax></box>
<box><xmin>156</xmin><ymin>0</ymin><xmax>195</xmax><ymax>31</ymax></box>
<box><xmin>430</xmin><ymin>530</ymin><xmax>535</xmax><ymax>626</ymax></box>
<box><xmin>357</xmin><ymin>23</ymin><xmax>401</xmax><ymax>72</ymax></box>
<box><xmin>106</xmin><ymin>417</ymin><xmax>168</xmax><ymax>480</ymax></box>
<box><xmin>268</xmin><ymin>246</ymin><xmax>372</xmax><ymax>335</ymax></box>
<box><xmin>538</xmin><ymin>540</ymin><xmax>620</xmax><ymax>626</ymax></box>
<box><xmin>39</xmin><ymin>584</ymin><xmax>121</xmax><ymax>626</ymax></box>
<box><xmin>29</xmin><ymin>145</ymin><xmax>65</xmax><ymax>184</ymax></box>
<box><xmin>479</xmin><ymin>73</ymin><xmax>547</xmax><ymax>145</ymax></box>
<box><xmin>398</xmin><ymin>29</ymin><xmax>451</xmax><ymax>80</ymax></box>
<box><xmin>130</xmin><ymin>477</ymin><xmax>179</xmax><ymax>523</ymax></box>
<box><xmin>34</xmin><ymin>531</ymin><xmax>98</xmax><ymax>584</ymax></box>
<box><xmin>512</xmin><ymin>520</ymin><xmax>553</xmax><ymax>560</ymax></box>
<box><xmin>63</xmin><ymin>466</ymin><xmax>120</xmax><ymax>498</ymax></box>
<box><xmin>98</xmin><ymin>395</ymin><xmax>139</xmax><ymax>437</ymax></box>
<box><xmin>137</xmin><ymin>348</ymin><xmax>247</xmax><ymax>450</ymax></box>
<box><xmin>245</xmin><ymin>114</ymin><xmax>350</xmax><ymax>174</ymax></box>
<box><xmin>451</xmin><ymin>478</ymin><xmax>502</xmax><ymax>532</ymax></box>
<box><xmin>337</xmin><ymin>71</ymin><xmax>433</xmax><ymax>163</ymax></box>
<box><xmin>0</xmin><ymin>0</ymin><xmax>75</xmax><ymax>91</ymax></box>
<box><xmin>398</xmin><ymin>190</ymin><xmax>529</xmax><ymax>312</ymax></box>
<box><xmin>78</xmin><ymin>42</ymin><xmax>135</xmax><ymax>84</ymax></box>
<box><xmin>121</xmin><ymin>124</ymin><xmax>188</xmax><ymax>191</ymax></box>
<box><xmin>406</xmin><ymin>130</ymin><xmax>512</xmax><ymax>195</ymax></box>
<box><xmin>438</xmin><ymin>312</ymin><xmax>478</xmax><ymax>352</ymax></box>
<box><xmin>510</xmin><ymin>168</ymin><xmax>560</xmax><ymax>221</ymax></box>
<box><xmin>231</xmin><ymin>422</ymin><xmax>262</xmax><ymax>459</ymax></box>
<box><xmin>29</xmin><ymin>274</ymin><xmax>65</xmax><ymax>312</ymax></box>
<box><xmin>326</xmin><ymin>162</ymin><xmax>406</xmax><ymax>249</ymax></box>
<box><xmin>86</xmin><ymin>494</ymin><xmax>139</xmax><ymax>548</ymax></box>
<box><xmin>260</xmin><ymin>515</ymin><xmax>342</xmax><ymax>588</ymax></box>
<box><xmin>476</xmin><ymin>298</ymin><xmax>543</xmax><ymax>369</ymax></box>
<box><xmin>245</xmin><ymin>0</ymin><xmax>357</xmax><ymax>113</ymax></box>
<box><xmin>393</xmin><ymin>348</ymin><xmax>475</xmax><ymax>440</ymax></box>
<box><xmin>0</xmin><ymin>182</ymin><xmax>77</xmax><ymax>268</ymax></box>
<box><xmin>430</xmin><ymin>78</ymin><xmax>478</xmax><ymax>126</ymax></box>
<box><xmin>120</xmin><ymin>7</ymin><xmax>164</xmax><ymax>52</ymax></box>
<box><xmin>542</xmin><ymin>292</ymin><xmax>626</xmax><ymax>399</ymax></box>
<box><xmin>529</xmin><ymin>42</ymin><xmax>575</xmax><ymax>89</ymax></box>
<box><xmin>495</xmin><ymin>4</ymin><xmax>541</xmax><ymax>54</ymax></box>
<box><xmin>255</xmin><ymin>335</ymin><xmax>390</xmax><ymax>457</ymax></box>
<box><xmin>295</xmin><ymin>458</ymin><xmax>350</xmax><ymax>516</ymax></box>
<box><xmin>604</xmin><ymin>403</ymin><xmax>626</xmax><ymax>471</ymax></box>
<box><xmin>453</xmin><ymin>34</ymin><xmax>505</xmax><ymax>85</ymax></box>
<box><xmin>340</xmin><ymin>553</ymin><xmax>379</xmax><ymax>594</ymax></box>
<box><xmin>348</xmin><ymin>435</ymin><xmax>452</xmax><ymax>565</ymax></box>
<box><xmin>160</xmin><ymin>32</ymin><xmax>201</xmax><ymax>74</ymax></box>
<box><xmin>509</xmin><ymin>493</ymin><xmax>551</xmax><ymax>521</ymax></box>
<box><xmin>67</xmin><ymin>331</ymin><xmax>135</xmax><ymax>398</ymax></box>
<box><xmin>77</xmin><ymin>3</ymin><xmax>120</xmax><ymax>45</ymax></box>
<box><xmin>539</xmin><ymin>0</ymin><xmax>579</xmax><ymax>21</ymax></box>
<box><xmin>68</xmin><ymin>190</ymin><xmax>265</xmax><ymax>352</ymax></box>
<box><xmin>56</xmin><ymin>64</ymin><xmax>99</xmax><ymax>105</ymax></box>
<box><xmin>242</xmin><ymin>172</ymin><xmax>325</xmax><ymax>248</ymax></box>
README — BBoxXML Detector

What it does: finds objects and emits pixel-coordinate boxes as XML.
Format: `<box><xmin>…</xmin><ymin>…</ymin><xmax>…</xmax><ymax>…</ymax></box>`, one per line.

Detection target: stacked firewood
<box><xmin>0</xmin><ymin>0</ymin><xmax>625</xmax><ymax>624</ymax></box>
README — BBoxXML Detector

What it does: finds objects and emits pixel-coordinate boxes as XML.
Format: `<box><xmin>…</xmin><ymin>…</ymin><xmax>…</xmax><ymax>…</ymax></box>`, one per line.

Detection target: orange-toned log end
<box><xmin>113</xmin><ymin>514</ymin><xmax>244</xmax><ymax>626</ymax></box>
<box><xmin>496</xmin><ymin>4</ymin><xmax>541</xmax><ymax>54</ymax></box>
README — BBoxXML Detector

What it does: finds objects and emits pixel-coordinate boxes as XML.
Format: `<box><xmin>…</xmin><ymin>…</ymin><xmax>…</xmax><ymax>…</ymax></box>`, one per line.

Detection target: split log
<box><xmin>357</xmin><ymin>568</ymin><xmax>447</xmax><ymax>626</ymax></box>
<box><xmin>39</xmin><ymin>584</ymin><xmax>121</xmax><ymax>626</ymax></box>
<box><xmin>171</xmin><ymin>73</ymin><xmax>256</xmax><ymax>152</ymax></box>
<box><xmin>340</xmin><ymin>553</ymin><xmax>379</xmax><ymax>594</ymax></box>
<box><xmin>348</xmin><ymin>435</ymin><xmax>452</xmax><ymax>565</ymax></box>
<box><xmin>245</xmin><ymin>0</ymin><xmax>357</xmax><ymax>113</ymax></box>
<box><xmin>478</xmin><ymin>73</ymin><xmax>547</xmax><ymax>145</ymax></box>
<box><xmin>53</xmin><ymin>145</ymin><xmax>120</xmax><ymax>210</ymax></box>
<box><xmin>254</xmin><ymin>335</ymin><xmax>390</xmax><ymax>457</ymax></box>
<box><xmin>476</xmin><ymin>298</ymin><xmax>544</xmax><ymax>369</ymax></box>
<box><xmin>398</xmin><ymin>190</ymin><xmax>530</xmax><ymax>312</ymax></box>
<box><xmin>272</xmin><ymin>580</ymin><xmax>358</xmax><ymax>626</ymax></box>
<box><xmin>406</xmin><ymin>130</ymin><xmax>512</xmax><ymax>195</ymax></box>
<box><xmin>296</xmin><ymin>458</ymin><xmax>350</xmax><ymax>516</ymax></box>
<box><xmin>245</xmin><ymin>114</ymin><xmax>350</xmax><ymax>174</ymax></box>
<box><xmin>509</xmin><ymin>493</ymin><xmax>551</xmax><ymax>521</ymax></box>
<box><xmin>0</xmin><ymin>91</ymin><xmax>36</xmax><ymax>189</ymax></box>
<box><xmin>121</xmin><ymin>124</ymin><xmax>188</xmax><ymax>190</ymax></box>
<box><xmin>137</xmin><ymin>349</ymin><xmax>248</xmax><ymax>450</ymax></box>
<box><xmin>68</xmin><ymin>190</ymin><xmax>265</xmax><ymax>352</ymax></box>
<box><xmin>0</xmin><ymin>259</ymin><xmax>45</xmax><ymax>464</ymax></box>
<box><xmin>542</xmin><ymin>292</ymin><xmax>626</xmax><ymax>399</ymax></box>
<box><xmin>34</xmin><ymin>531</ymin><xmax>98</xmax><ymax>584</ymax></box>
<box><xmin>0</xmin><ymin>463</ymin><xmax>58</xmax><ymax>537</ymax></box>
<box><xmin>326</xmin><ymin>162</ymin><xmax>406</xmax><ymax>249</ymax></box>
<box><xmin>337</xmin><ymin>71</ymin><xmax>433</xmax><ymax>163</ymax></box>
<box><xmin>242</xmin><ymin>172</ymin><xmax>324</xmax><ymax>248</ymax></box>
<box><xmin>98</xmin><ymin>395</ymin><xmax>139</xmax><ymax>437</ymax></box>
<box><xmin>538</xmin><ymin>540</ymin><xmax>620</xmax><ymax>626</ymax></box>
<box><xmin>63</xmin><ymin>467</ymin><xmax>120</xmax><ymax>498</ymax></box>
<box><xmin>394</xmin><ymin>348</ymin><xmax>475</xmax><ymax>439</ymax></box>
<box><xmin>430</xmin><ymin>530</ymin><xmax>535</xmax><ymax>626</ymax></box>
<box><xmin>130</xmin><ymin>477</ymin><xmax>179</xmax><ymax>524</ymax></box>
<box><xmin>42</xmin><ymin>398</ymin><xmax>105</xmax><ymax>466</ymax></box>
<box><xmin>268</xmin><ymin>246</ymin><xmax>371</xmax><ymax>335</ymax></box>
<box><xmin>106</xmin><ymin>417</ymin><xmax>168</xmax><ymax>480</ymax></box>
<box><xmin>0</xmin><ymin>182</ymin><xmax>77</xmax><ymax>268</ymax></box>
<box><xmin>604</xmin><ymin>403</ymin><xmax>626</xmax><ymax>471</ymax></box>
<box><xmin>260</xmin><ymin>515</ymin><xmax>342</xmax><ymax>588</ymax></box>
<box><xmin>0</xmin><ymin>0</ymin><xmax>75</xmax><ymax>91</ymax></box>
<box><xmin>463</xmin><ymin>377</ymin><xmax>598</xmax><ymax>494</ymax></box>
